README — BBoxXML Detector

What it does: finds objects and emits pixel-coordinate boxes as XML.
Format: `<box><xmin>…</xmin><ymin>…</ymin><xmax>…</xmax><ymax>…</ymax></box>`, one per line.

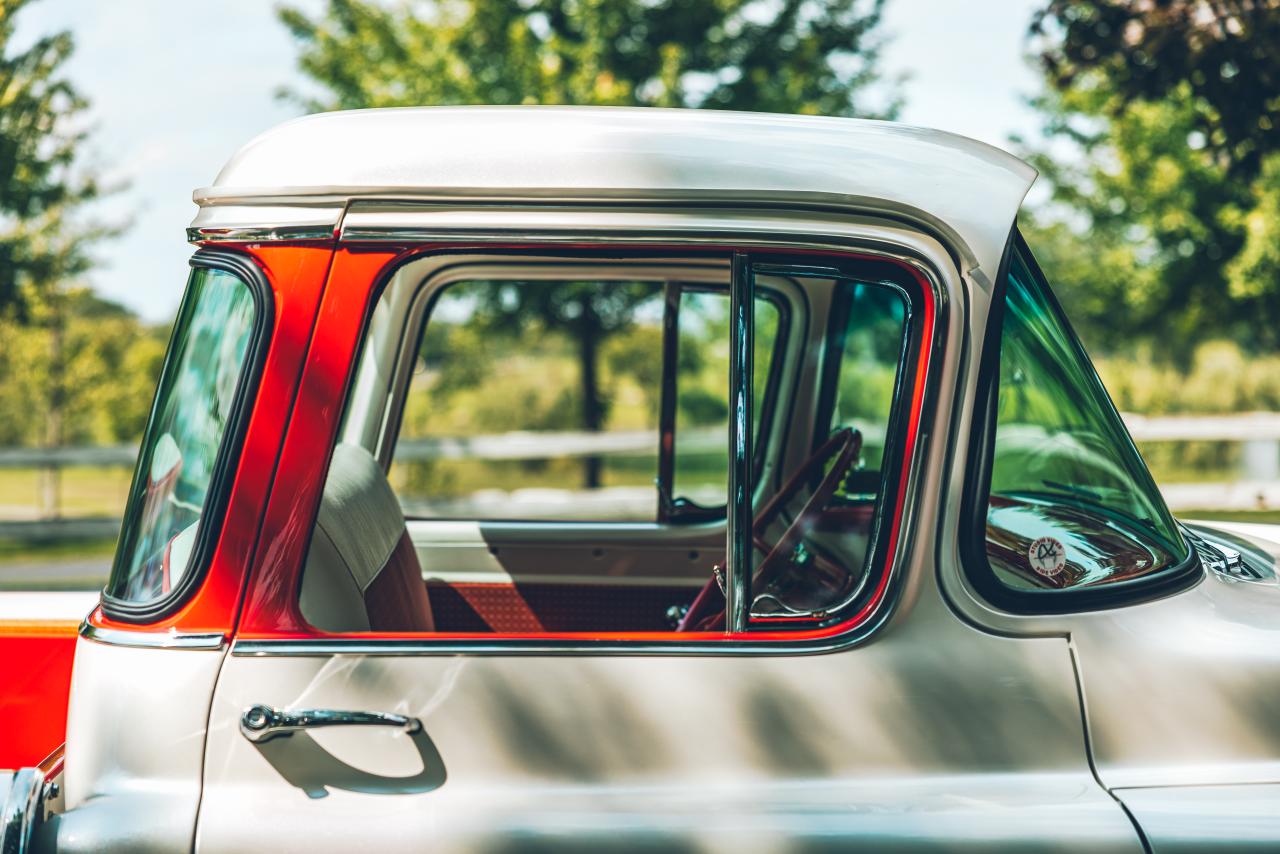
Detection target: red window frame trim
<box><xmin>230</xmin><ymin>240</ymin><xmax>938</xmax><ymax>648</ymax></box>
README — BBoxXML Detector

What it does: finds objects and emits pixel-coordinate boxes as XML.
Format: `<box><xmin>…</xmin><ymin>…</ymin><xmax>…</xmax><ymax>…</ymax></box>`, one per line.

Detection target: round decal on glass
<box><xmin>1028</xmin><ymin>536</ymin><xmax>1066</xmax><ymax>578</ymax></box>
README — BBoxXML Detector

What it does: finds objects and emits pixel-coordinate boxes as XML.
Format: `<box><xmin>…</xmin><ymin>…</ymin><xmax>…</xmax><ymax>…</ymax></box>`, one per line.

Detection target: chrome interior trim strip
<box><xmin>79</xmin><ymin>620</ymin><xmax>225</xmax><ymax>650</ymax></box>
<box><xmin>186</xmin><ymin>225</ymin><xmax>335</xmax><ymax>244</ymax></box>
<box><xmin>726</xmin><ymin>251</ymin><xmax>753</xmax><ymax>634</ymax></box>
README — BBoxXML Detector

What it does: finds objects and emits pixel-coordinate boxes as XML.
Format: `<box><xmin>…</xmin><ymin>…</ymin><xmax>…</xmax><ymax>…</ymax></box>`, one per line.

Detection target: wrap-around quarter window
<box><xmin>983</xmin><ymin>240</ymin><xmax>1189</xmax><ymax>593</ymax></box>
<box><xmin>105</xmin><ymin>262</ymin><xmax>260</xmax><ymax>607</ymax></box>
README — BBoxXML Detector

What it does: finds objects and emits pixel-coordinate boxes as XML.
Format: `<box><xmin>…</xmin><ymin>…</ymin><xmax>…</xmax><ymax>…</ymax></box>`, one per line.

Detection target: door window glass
<box><xmin>669</xmin><ymin>290</ymin><xmax>781</xmax><ymax>513</ymax></box>
<box><xmin>391</xmin><ymin>279</ymin><xmax>783</xmax><ymax>523</ymax></box>
<box><xmin>300</xmin><ymin>256</ymin><xmax>922</xmax><ymax>640</ymax></box>
<box><xmin>105</xmin><ymin>265</ymin><xmax>258</xmax><ymax>605</ymax></box>
<box><xmin>747</xmin><ymin>276</ymin><xmax>909</xmax><ymax>619</ymax></box>
<box><xmin>984</xmin><ymin>243</ymin><xmax>1188</xmax><ymax>590</ymax></box>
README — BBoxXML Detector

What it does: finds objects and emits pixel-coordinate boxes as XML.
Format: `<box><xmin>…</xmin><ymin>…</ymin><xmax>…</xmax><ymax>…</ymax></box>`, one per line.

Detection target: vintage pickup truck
<box><xmin>4</xmin><ymin>106</ymin><xmax>1279</xmax><ymax>852</ymax></box>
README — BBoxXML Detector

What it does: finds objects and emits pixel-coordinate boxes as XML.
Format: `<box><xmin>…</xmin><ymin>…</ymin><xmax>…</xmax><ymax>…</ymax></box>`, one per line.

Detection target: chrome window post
<box><xmin>726</xmin><ymin>252</ymin><xmax>754</xmax><ymax>634</ymax></box>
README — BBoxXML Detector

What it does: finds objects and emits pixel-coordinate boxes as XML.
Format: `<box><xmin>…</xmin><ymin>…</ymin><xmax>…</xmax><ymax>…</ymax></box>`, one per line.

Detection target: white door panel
<box><xmin>196</xmin><ymin>594</ymin><xmax>1142</xmax><ymax>852</ymax></box>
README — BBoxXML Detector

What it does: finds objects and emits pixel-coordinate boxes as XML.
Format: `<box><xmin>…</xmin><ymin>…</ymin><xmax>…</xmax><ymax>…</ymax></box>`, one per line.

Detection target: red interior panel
<box><xmin>426</xmin><ymin>582</ymin><xmax>699</xmax><ymax>634</ymax></box>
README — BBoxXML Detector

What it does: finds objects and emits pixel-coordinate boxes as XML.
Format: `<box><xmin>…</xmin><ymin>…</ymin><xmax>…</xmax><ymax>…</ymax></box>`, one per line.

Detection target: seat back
<box><xmin>300</xmin><ymin>443</ymin><xmax>435</xmax><ymax>632</ymax></box>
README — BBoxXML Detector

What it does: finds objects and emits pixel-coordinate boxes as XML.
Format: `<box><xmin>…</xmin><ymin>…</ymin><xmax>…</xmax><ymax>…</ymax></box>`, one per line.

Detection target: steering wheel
<box><xmin>677</xmin><ymin>427</ymin><xmax>862</xmax><ymax>631</ymax></box>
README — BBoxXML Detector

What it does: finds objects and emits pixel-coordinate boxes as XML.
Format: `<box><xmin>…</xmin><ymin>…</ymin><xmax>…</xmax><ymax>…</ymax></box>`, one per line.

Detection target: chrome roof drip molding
<box><xmin>79</xmin><ymin>620</ymin><xmax>225</xmax><ymax>650</ymax></box>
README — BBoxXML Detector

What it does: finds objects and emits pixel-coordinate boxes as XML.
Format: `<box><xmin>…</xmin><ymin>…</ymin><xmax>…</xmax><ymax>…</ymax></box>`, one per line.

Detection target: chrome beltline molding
<box><xmin>79</xmin><ymin>619</ymin><xmax>225</xmax><ymax>650</ymax></box>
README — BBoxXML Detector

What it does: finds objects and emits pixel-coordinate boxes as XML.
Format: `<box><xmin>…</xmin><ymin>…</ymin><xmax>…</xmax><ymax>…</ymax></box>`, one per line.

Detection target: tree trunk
<box><xmin>40</xmin><ymin>298</ymin><xmax>66</xmax><ymax>520</ymax></box>
<box><xmin>577</xmin><ymin>307</ymin><xmax>604</xmax><ymax>490</ymax></box>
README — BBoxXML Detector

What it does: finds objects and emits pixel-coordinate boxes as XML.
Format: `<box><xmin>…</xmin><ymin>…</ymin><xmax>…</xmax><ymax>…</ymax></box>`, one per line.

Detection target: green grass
<box><xmin>1177</xmin><ymin>509</ymin><xmax>1280</xmax><ymax>525</ymax></box>
<box><xmin>0</xmin><ymin>466</ymin><xmax>132</xmax><ymax>518</ymax></box>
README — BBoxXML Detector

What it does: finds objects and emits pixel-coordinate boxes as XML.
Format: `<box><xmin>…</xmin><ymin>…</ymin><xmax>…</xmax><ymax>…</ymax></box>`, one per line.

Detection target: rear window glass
<box><xmin>105</xmin><ymin>264</ymin><xmax>258</xmax><ymax>605</ymax></box>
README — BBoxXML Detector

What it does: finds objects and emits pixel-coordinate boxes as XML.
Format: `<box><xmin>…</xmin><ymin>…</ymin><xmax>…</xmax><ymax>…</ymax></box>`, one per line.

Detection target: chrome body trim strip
<box><xmin>186</xmin><ymin>224</ymin><xmax>335</xmax><ymax>244</ymax></box>
<box><xmin>78</xmin><ymin>619</ymin><xmax>225</xmax><ymax>650</ymax></box>
<box><xmin>229</xmin><ymin>625</ymin><xmax>898</xmax><ymax>657</ymax></box>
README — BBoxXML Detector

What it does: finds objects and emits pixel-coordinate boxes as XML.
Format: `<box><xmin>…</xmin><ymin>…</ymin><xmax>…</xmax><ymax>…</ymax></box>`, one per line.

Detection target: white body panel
<box><xmin>52</xmin><ymin>637</ymin><xmax>224</xmax><ymax>852</ymax></box>
<box><xmin>198</xmin><ymin>591</ymin><xmax>1140</xmax><ymax>853</ymax></box>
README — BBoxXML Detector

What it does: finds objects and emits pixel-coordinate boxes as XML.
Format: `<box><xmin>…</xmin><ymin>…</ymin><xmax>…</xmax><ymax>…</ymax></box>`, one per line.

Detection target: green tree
<box><xmin>0</xmin><ymin>0</ymin><xmax>102</xmax><ymax>316</ymax></box>
<box><xmin>279</xmin><ymin>0</ymin><xmax>900</xmax><ymax>116</ymax></box>
<box><xmin>1020</xmin><ymin>1</ymin><xmax>1280</xmax><ymax>360</ymax></box>
<box><xmin>0</xmin><ymin>291</ymin><xmax>165</xmax><ymax>516</ymax></box>
<box><xmin>1034</xmin><ymin>0</ymin><xmax>1279</xmax><ymax>179</ymax></box>
<box><xmin>280</xmin><ymin>0</ymin><xmax>900</xmax><ymax>486</ymax></box>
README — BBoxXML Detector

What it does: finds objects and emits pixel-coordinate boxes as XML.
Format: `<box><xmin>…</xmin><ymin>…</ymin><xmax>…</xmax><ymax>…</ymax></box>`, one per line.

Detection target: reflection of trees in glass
<box><xmin>109</xmin><ymin>269</ymin><xmax>256</xmax><ymax>601</ymax></box>
<box><xmin>831</xmin><ymin>283</ymin><xmax>906</xmax><ymax>471</ymax></box>
<box><xmin>983</xmin><ymin>243</ymin><xmax>1182</xmax><ymax>583</ymax></box>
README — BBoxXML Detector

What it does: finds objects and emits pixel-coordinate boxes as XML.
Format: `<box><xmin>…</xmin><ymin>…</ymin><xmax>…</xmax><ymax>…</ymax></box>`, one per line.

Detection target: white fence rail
<box><xmin>2</xmin><ymin>413</ymin><xmax>1279</xmax><ymax>537</ymax></box>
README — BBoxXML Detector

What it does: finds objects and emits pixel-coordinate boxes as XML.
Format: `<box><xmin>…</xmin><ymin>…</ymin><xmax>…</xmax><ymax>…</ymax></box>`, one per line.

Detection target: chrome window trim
<box><xmin>228</xmin><ymin>618</ymin><xmax>902</xmax><ymax>657</ymax></box>
<box><xmin>79</xmin><ymin>619</ymin><xmax>225</xmax><ymax>651</ymax></box>
<box><xmin>241</xmin><ymin>215</ymin><xmax>952</xmax><ymax>656</ymax></box>
<box><xmin>195</xmin><ymin>190</ymin><xmax>979</xmax><ymax>270</ymax></box>
<box><xmin>725</xmin><ymin>251</ymin><xmax>753</xmax><ymax>633</ymax></box>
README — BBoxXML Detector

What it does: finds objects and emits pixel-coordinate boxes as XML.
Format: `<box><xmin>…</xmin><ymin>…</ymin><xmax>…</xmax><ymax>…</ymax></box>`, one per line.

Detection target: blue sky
<box><xmin>18</xmin><ymin>0</ymin><xmax>1044</xmax><ymax>322</ymax></box>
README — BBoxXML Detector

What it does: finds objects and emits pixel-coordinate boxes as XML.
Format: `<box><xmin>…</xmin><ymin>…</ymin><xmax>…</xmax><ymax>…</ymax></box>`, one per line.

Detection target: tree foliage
<box><xmin>278</xmin><ymin>0</ymin><xmax>899</xmax><ymax>117</ymax></box>
<box><xmin>1021</xmin><ymin>1</ymin><xmax>1280</xmax><ymax>361</ymax></box>
<box><xmin>279</xmin><ymin>0</ymin><xmax>900</xmax><ymax>484</ymax></box>
<box><xmin>0</xmin><ymin>290</ymin><xmax>166</xmax><ymax>447</ymax></box>
<box><xmin>0</xmin><ymin>0</ymin><xmax>103</xmax><ymax>316</ymax></box>
<box><xmin>1034</xmin><ymin>0</ymin><xmax>1279</xmax><ymax>178</ymax></box>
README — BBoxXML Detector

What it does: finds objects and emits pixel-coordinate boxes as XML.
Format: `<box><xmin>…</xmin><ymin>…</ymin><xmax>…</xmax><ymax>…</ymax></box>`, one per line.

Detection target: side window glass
<box><xmin>669</xmin><ymin>291</ymin><xmax>781</xmax><ymax>513</ymax></box>
<box><xmin>747</xmin><ymin>276</ymin><xmax>908</xmax><ymax>619</ymax></box>
<box><xmin>391</xmin><ymin>279</ymin><xmax>785</xmax><ymax>524</ymax></box>
<box><xmin>392</xmin><ymin>279</ymin><xmax>665</xmax><ymax>522</ymax></box>
<box><xmin>106</xmin><ymin>264</ymin><xmax>259</xmax><ymax>606</ymax></box>
<box><xmin>300</xmin><ymin>256</ymin><xmax>920</xmax><ymax>639</ymax></box>
<box><xmin>827</xmin><ymin>283</ymin><xmax>907</xmax><ymax>502</ymax></box>
<box><xmin>984</xmin><ymin>244</ymin><xmax>1188</xmax><ymax>591</ymax></box>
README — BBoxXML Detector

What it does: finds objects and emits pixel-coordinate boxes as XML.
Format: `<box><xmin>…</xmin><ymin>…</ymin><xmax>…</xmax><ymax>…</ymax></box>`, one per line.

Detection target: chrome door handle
<box><xmin>240</xmin><ymin>703</ymin><xmax>422</xmax><ymax>743</ymax></box>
